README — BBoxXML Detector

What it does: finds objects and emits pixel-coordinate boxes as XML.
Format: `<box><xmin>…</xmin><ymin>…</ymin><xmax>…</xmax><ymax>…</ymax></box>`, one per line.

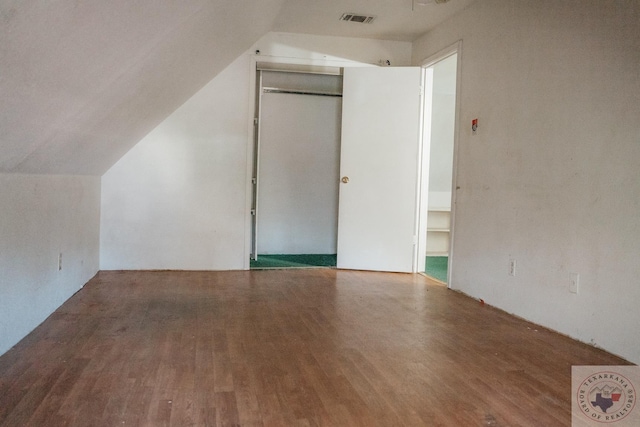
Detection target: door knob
<box><xmin>341</xmin><ymin>176</ymin><xmax>349</xmax><ymax>183</ymax></box>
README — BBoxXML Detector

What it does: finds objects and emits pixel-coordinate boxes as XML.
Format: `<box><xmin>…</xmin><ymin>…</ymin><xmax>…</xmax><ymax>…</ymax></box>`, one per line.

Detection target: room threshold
<box><xmin>250</xmin><ymin>254</ymin><xmax>337</xmax><ymax>270</ymax></box>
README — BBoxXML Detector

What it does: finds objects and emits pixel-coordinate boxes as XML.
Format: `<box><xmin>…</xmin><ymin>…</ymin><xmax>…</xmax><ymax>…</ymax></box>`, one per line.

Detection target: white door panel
<box><xmin>337</xmin><ymin>67</ymin><xmax>422</xmax><ymax>273</ymax></box>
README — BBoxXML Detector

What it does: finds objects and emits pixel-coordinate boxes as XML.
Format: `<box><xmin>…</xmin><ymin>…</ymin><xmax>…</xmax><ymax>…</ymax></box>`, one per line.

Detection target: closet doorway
<box><xmin>251</xmin><ymin>67</ymin><xmax>343</xmax><ymax>269</ymax></box>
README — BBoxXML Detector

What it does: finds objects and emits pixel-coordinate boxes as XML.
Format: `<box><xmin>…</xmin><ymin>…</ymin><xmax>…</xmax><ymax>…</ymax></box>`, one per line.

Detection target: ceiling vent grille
<box><xmin>339</xmin><ymin>13</ymin><xmax>376</xmax><ymax>24</ymax></box>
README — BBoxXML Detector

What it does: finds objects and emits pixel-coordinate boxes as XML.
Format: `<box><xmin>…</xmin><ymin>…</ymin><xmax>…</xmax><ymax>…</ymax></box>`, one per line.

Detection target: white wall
<box><xmin>413</xmin><ymin>0</ymin><xmax>640</xmax><ymax>363</ymax></box>
<box><xmin>100</xmin><ymin>54</ymin><xmax>252</xmax><ymax>270</ymax></box>
<box><xmin>0</xmin><ymin>174</ymin><xmax>100</xmax><ymax>356</ymax></box>
<box><xmin>100</xmin><ymin>32</ymin><xmax>412</xmax><ymax>270</ymax></box>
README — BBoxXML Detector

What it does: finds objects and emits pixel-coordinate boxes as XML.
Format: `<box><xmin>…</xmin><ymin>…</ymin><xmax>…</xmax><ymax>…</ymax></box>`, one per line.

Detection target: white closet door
<box><xmin>337</xmin><ymin>67</ymin><xmax>422</xmax><ymax>273</ymax></box>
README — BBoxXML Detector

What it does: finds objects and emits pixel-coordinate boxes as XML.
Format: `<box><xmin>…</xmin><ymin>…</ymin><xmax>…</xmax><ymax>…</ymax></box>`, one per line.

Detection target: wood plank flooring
<box><xmin>0</xmin><ymin>269</ymin><xmax>630</xmax><ymax>426</ymax></box>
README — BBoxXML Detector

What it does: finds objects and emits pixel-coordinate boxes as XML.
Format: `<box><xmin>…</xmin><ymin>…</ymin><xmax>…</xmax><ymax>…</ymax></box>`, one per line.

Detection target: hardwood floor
<box><xmin>0</xmin><ymin>270</ymin><xmax>630</xmax><ymax>426</ymax></box>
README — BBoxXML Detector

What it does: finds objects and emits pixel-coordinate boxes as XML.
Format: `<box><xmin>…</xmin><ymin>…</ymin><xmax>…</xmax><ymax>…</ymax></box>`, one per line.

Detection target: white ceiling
<box><xmin>0</xmin><ymin>0</ymin><xmax>475</xmax><ymax>175</ymax></box>
<box><xmin>275</xmin><ymin>0</ymin><xmax>477</xmax><ymax>41</ymax></box>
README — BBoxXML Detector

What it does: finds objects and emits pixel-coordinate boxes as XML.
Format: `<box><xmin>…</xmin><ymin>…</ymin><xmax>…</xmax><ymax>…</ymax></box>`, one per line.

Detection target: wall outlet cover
<box><xmin>569</xmin><ymin>273</ymin><xmax>579</xmax><ymax>294</ymax></box>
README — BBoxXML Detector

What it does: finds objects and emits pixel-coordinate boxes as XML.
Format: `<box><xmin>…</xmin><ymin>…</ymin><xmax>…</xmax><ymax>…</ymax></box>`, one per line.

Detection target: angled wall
<box><xmin>412</xmin><ymin>0</ymin><xmax>640</xmax><ymax>363</ymax></box>
<box><xmin>0</xmin><ymin>174</ymin><xmax>100</xmax><ymax>356</ymax></box>
<box><xmin>1</xmin><ymin>0</ymin><xmax>286</xmax><ymax>176</ymax></box>
<box><xmin>100</xmin><ymin>54</ymin><xmax>253</xmax><ymax>270</ymax></box>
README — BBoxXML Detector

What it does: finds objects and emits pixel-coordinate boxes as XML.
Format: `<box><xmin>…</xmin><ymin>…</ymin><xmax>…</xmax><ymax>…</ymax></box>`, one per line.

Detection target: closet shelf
<box><xmin>426</xmin><ymin>209</ymin><xmax>451</xmax><ymax>256</ymax></box>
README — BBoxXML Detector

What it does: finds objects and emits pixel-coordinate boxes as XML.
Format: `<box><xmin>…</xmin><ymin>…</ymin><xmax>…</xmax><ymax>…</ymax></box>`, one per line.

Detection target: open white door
<box><xmin>337</xmin><ymin>67</ymin><xmax>423</xmax><ymax>273</ymax></box>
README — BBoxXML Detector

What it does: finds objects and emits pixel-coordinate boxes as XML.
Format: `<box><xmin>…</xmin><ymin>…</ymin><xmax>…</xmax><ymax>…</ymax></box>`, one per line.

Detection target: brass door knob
<box><xmin>341</xmin><ymin>176</ymin><xmax>349</xmax><ymax>183</ymax></box>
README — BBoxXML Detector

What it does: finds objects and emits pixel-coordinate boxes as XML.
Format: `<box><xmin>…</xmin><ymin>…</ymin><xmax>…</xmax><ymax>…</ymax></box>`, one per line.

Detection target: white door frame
<box><xmin>415</xmin><ymin>41</ymin><xmax>463</xmax><ymax>287</ymax></box>
<box><xmin>244</xmin><ymin>56</ymin><xmax>356</xmax><ymax>269</ymax></box>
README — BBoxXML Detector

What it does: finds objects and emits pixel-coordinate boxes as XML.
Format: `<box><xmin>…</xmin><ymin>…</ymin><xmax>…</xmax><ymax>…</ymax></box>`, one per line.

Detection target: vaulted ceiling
<box><xmin>0</xmin><ymin>0</ymin><xmax>475</xmax><ymax>176</ymax></box>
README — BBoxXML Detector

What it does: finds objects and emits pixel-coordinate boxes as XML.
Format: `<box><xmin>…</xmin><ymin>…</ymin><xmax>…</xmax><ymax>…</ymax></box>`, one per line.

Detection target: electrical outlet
<box><xmin>58</xmin><ymin>252</ymin><xmax>62</xmax><ymax>271</ymax></box>
<box><xmin>569</xmin><ymin>273</ymin><xmax>579</xmax><ymax>294</ymax></box>
<box><xmin>509</xmin><ymin>259</ymin><xmax>516</xmax><ymax>277</ymax></box>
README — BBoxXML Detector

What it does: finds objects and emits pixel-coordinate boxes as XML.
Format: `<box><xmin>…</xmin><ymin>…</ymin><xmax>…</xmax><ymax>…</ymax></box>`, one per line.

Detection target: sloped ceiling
<box><xmin>0</xmin><ymin>0</ymin><xmax>287</xmax><ymax>175</ymax></box>
<box><xmin>0</xmin><ymin>0</ymin><xmax>475</xmax><ymax>176</ymax></box>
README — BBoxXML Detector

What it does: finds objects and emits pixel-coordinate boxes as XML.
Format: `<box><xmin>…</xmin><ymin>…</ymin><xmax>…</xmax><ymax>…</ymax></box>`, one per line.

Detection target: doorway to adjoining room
<box><xmin>420</xmin><ymin>52</ymin><xmax>458</xmax><ymax>284</ymax></box>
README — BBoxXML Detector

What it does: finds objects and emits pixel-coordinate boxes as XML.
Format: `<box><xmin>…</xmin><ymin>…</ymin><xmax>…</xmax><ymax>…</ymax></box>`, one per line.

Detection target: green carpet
<box><xmin>250</xmin><ymin>254</ymin><xmax>337</xmax><ymax>269</ymax></box>
<box><xmin>251</xmin><ymin>254</ymin><xmax>447</xmax><ymax>278</ymax></box>
<box><xmin>425</xmin><ymin>256</ymin><xmax>448</xmax><ymax>283</ymax></box>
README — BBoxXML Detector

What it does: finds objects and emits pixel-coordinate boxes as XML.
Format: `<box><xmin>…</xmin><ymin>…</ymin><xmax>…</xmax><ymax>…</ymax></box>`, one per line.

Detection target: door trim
<box><xmin>416</xmin><ymin>40</ymin><xmax>463</xmax><ymax>287</ymax></box>
<box><xmin>245</xmin><ymin>55</ymin><xmax>353</xmax><ymax>269</ymax></box>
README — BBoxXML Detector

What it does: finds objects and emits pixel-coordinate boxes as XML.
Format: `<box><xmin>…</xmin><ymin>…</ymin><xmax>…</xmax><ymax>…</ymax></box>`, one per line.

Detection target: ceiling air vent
<box><xmin>339</xmin><ymin>13</ymin><xmax>376</xmax><ymax>24</ymax></box>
